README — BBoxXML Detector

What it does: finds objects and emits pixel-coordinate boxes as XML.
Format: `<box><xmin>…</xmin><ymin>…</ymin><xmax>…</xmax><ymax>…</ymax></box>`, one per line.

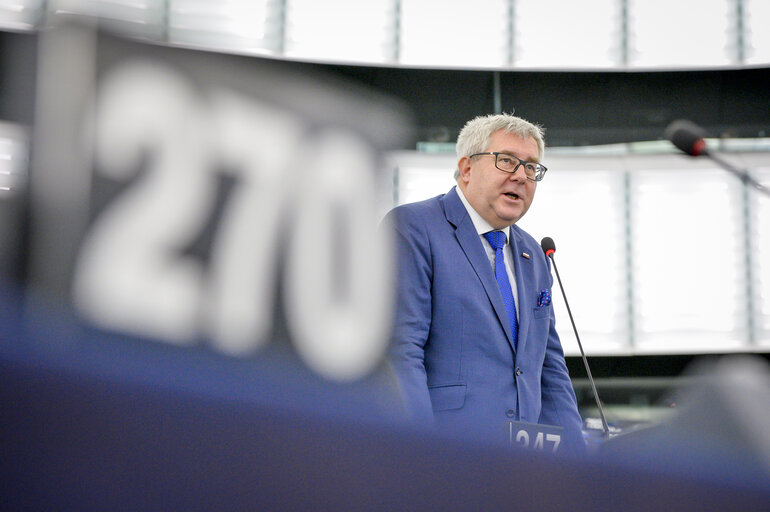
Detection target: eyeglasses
<box><xmin>469</xmin><ymin>152</ymin><xmax>548</xmax><ymax>181</ymax></box>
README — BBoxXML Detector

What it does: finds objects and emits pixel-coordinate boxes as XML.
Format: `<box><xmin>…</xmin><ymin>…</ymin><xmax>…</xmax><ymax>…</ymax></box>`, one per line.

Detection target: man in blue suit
<box><xmin>384</xmin><ymin>113</ymin><xmax>584</xmax><ymax>447</ymax></box>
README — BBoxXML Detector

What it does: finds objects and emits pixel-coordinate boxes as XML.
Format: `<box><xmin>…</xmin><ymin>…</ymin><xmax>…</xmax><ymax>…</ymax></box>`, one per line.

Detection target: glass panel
<box><xmin>514</xmin><ymin>0</ymin><xmax>620</xmax><ymax>69</ymax></box>
<box><xmin>168</xmin><ymin>0</ymin><xmax>281</xmax><ymax>54</ymax></box>
<box><xmin>400</xmin><ymin>0</ymin><xmax>508</xmax><ymax>68</ymax></box>
<box><xmin>519</xmin><ymin>160</ymin><xmax>628</xmax><ymax>355</ymax></box>
<box><xmin>630</xmin><ymin>165</ymin><xmax>747</xmax><ymax>352</ymax></box>
<box><xmin>745</xmin><ymin>0</ymin><xmax>770</xmax><ymax>65</ymax></box>
<box><xmin>284</xmin><ymin>0</ymin><xmax>396</xmax><ymax>64</ymax></box>
<box><xmin>628</xmin><ymin>0</ymin><xmax>732</xmax><ymax>68</ymax></box>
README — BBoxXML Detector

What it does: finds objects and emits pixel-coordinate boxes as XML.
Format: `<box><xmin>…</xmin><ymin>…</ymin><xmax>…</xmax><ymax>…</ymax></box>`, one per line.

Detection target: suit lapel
<box><xmin>509</xmin><ymin>225</ymin><xmax>535</xmax><ymax>356</ymax></box>
<box><xmin>443</xmin><ymin>187</ymin><xmax>515</xmax><ymax>351</ymax></box>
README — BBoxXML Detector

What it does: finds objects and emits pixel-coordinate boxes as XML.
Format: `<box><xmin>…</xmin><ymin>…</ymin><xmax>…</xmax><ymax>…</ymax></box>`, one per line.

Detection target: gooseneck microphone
<box><xmin>541</xmin><ymin>237</ymin><xmax>610</xmax><ymax>437</ymax></box>
<box><xmin>664</xmin><ymin>119</ymin><xmax>770</xmax><ymax>197</ymax></box>
<box><xmin>663</xmin><ymin>119</ymin><xmax>708</xmax><ymax>156</ymax></box>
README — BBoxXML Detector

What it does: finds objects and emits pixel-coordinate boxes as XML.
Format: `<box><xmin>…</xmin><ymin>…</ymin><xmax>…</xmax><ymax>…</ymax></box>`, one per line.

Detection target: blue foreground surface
<box><xmin>2</xmin><ymin>289</ymin><xmax>769</xmax><ymax>511</ymax></box>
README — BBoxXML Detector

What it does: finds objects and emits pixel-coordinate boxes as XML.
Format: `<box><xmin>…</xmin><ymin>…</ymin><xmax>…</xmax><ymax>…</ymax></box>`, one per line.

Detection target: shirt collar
<box><xmin>455</xmin><ymin>184</ymin><xmax>508</xmax><ymax>241</ymax></box>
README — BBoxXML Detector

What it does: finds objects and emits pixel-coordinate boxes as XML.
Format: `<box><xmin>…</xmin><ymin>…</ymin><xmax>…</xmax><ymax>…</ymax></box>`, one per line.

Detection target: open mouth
<box><xmin>504</xmin><ymin>192</ymin><xmax>520</xmax><ymax>200</ymax></box>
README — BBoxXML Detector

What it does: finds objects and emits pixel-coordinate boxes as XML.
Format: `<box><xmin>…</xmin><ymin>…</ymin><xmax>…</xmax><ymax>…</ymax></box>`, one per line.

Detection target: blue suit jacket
<box><xmin>384</xmin><ymin>187</ymin><xmax>583</xmax><ymax>442</ymax></box>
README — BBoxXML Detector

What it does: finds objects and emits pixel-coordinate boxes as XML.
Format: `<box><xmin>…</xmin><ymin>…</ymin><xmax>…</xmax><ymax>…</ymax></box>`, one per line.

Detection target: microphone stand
<box><xmin>547</xmin><ymin>252</ymin><xmax>611</xmax><ymax>438</ymax></box>
<box><xmin>704</xmin><ymin>150</ymin><xmax>770</xmax><ymax>197</ymax></box>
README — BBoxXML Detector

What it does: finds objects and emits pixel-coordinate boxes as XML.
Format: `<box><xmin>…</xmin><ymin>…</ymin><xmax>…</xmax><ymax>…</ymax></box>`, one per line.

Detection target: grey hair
<box><xmin>454</xmin><ymin>113</ymin><xmax>545</xmax><ymax>180</ymax></box>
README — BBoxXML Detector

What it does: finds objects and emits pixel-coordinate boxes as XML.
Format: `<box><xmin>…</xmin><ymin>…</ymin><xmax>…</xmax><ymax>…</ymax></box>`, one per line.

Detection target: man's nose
<box><xmin>508</xmin><ymin>165</ymin><xmax>527</xmax><ymax>181</ymax></box>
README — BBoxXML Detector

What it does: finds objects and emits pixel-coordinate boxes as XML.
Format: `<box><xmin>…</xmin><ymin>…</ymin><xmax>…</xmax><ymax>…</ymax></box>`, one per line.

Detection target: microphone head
<box><xmin>664</xmin><ymin>119</ymin><xmax>708</xmax><ymax>156</ymax></box>
<box><xmin>540</xmin><ymin>237</ymin><xmax>555</xmax><ymax>257</ymax></box>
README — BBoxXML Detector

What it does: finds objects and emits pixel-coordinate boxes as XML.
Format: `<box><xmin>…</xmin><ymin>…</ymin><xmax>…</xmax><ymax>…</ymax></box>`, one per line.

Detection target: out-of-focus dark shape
<box><xmin>601</xmin><ymin>355</ymin><xmax>770</xmax><ymax>488</ymax></box>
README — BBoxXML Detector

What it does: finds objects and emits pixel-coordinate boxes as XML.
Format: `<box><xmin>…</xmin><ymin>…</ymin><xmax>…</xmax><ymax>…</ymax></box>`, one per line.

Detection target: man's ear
<box><xmin>457</xmin><ymin>156</ymin><xmax>472</xmax><ymax>184</ymax></box>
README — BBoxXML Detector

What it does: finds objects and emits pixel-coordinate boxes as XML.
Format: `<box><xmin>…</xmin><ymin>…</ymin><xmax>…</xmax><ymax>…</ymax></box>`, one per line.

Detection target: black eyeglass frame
<box><xmin>469</xmin><ymin>152</ymin><xmax>548</xmax><ymax>181</ymax></box>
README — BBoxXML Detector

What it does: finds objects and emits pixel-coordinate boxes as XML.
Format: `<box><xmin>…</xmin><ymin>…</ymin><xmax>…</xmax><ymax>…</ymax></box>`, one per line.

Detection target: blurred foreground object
<box><xmin>601</xmin><ymin>355</ymin><xmax>770</xmax><ymax>488</ymax></box>
<box><xmin>21</xmin><ymin>15</ymin><xmax>410</xmax><ymax>382</ymax></box>
<box><xmin>3</xmin><ymin>305</ymin><xmax>769</xmax><ymax>510</ymax></box>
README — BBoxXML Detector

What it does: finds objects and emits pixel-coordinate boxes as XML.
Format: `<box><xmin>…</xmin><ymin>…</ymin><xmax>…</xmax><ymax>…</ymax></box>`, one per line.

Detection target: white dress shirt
<box><xmin>455</xmin><ymin>185</ymin><xmax>519</xmax><ymax>320</ymax></box>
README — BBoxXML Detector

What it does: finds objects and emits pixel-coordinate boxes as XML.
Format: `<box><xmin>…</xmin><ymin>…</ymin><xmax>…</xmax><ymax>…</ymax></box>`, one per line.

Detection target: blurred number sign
<box><xmin>31</xmin><ymin>22</ymin><xmax>405</xmax><ymax>382</ymax></box>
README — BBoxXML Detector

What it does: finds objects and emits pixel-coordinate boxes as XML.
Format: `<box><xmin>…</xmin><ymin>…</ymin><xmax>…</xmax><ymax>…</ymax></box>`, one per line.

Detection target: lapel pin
<box><xmin>522</xmin><ymin>252</ymin><xmax>530</xmax><ymax>259</ymax></box>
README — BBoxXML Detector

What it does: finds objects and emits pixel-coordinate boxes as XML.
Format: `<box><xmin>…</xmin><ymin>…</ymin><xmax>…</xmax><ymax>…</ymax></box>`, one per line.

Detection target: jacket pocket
<box><xmin>533</xmin><ymin>304</ymin><xmax>552</xmax><ymax>319</ymax></box>
<box><xmin>429</xmin><ymin>383</ymin><xmax>466</xmax><ymax>411</ymax></box>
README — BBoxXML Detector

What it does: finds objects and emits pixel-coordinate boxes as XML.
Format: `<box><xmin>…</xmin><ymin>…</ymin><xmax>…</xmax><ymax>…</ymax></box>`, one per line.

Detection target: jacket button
<box><xmin>515</xmin><ymin>367</ymin><xmax>523</xmax><ymax>376</ymax></box>
<box><xmin>506</xmin><ymin>409</ymin><xmax>515</xmax><ymax>418</ymax></box>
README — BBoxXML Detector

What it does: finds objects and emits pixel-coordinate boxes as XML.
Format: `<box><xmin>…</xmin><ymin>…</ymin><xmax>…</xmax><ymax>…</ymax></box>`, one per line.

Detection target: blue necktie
<box><xmin>483</xmin><ymin>230</ymin><xmax>518</xmax><ymax>348</ymax></box>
